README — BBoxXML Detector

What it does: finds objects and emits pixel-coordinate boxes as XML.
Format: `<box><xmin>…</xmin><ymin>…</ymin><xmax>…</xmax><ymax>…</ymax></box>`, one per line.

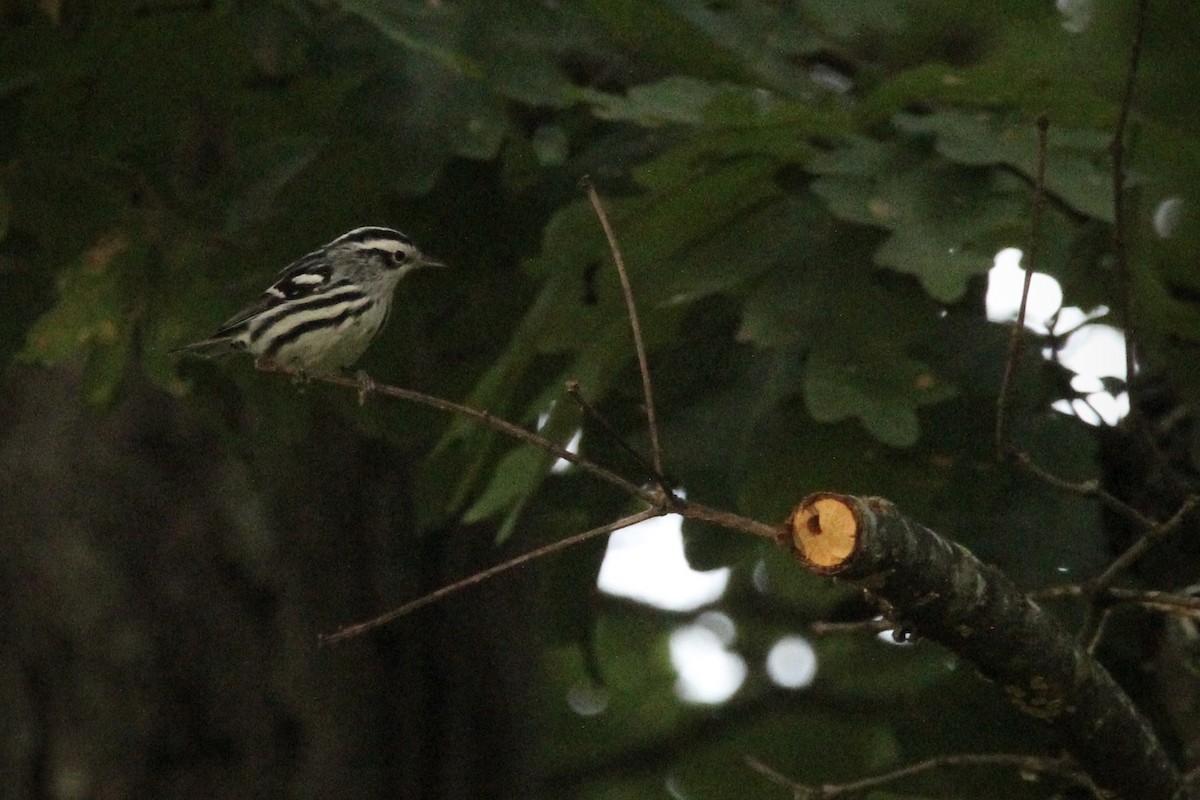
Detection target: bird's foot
<box><xmin>354</xmin><ymin>369</ymin><xmax>377</xmax><ymax>406</ymax></box>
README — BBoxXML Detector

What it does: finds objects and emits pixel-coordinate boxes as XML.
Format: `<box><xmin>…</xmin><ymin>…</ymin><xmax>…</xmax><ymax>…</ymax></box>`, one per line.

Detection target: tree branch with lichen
<box><xmin>779</xmin><ymin>492</ymin><xmax>1187</xmax><ymax>800</ymax></box>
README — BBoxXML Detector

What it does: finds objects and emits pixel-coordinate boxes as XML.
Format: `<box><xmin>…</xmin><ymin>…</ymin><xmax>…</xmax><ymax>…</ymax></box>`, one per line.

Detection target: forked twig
<box><xmin>254</xmin><ymin>364</ymin><xmax>778</xmax><ymax>643</ymax></box>
<box><xmin>743</xmin><ymin>752</ymin><xmax>1102</xmax><ymax>799</ymax></box>
<box><xmin>1014</xmin><ymin>450</ymin><xmax>1200</xmax><ymax>642</ymax></box>
<box><xmin>995</xmin><ymin>114</ymin><xmax>1050</xmax><ymax>457</ymax></box>
<box><xmin>565</xmin><ymin>379</ymin><xmax>665</xmax><ymax>489</ymax></box>
<box><xmin>1033</xmin><ymin>583</ymin><xmax>1200</xmax><ymax>619</ymax></box>
<box><xmin>580</xmin><ymin>177</ymin><xmax>666</xmax><ymax>483</ymax></box>
<box><xmin>986</xmin><ymin>106</ymin><xmax>1189</xmax><ymax>633</ymax></box>
<box><xmin>319</xmin><ymin>509</ymin><xmax>660</xmax><ymax>645</ymax></box>
<box><xmin>1011</xmin><ymin>452</ymin><xmax>1156</xmax><ymax>531</ymax></box>
<box><xmin>1090</xmin><ymin>493</ymin><xmax>1200</xmax><ymax>589</ymax></box>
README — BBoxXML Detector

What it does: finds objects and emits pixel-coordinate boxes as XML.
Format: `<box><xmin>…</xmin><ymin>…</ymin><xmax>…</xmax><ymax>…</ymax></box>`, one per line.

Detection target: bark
<box><xmin>780</xmin><ymin>492</ymin><xmax>1192</xmax><ymax>800</ymax></box>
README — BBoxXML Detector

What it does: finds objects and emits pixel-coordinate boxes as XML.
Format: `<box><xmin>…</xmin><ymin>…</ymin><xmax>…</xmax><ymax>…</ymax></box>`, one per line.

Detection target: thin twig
<box><xmin>1109</xmin><ymin>0</ymin><xmax>1149</xmax><ymax>401</ymax></box>
<box><xmin>744</xmin><ymin>755</ymin><xmax>807</xmax><ymax>794</ymax></box>
<box><xmin>679</xmin><ymin>500</ymin><xmax>778</xmax><ymax>540</ymax></box>
<box><xmin>1010</xmin><ymin>451</ymin><xmax>1157</xmax><ymax>530</ymax></box>
<box><xmin>995</xmin><ymin>114</ymin><xmax>1050</xmax><ymax>457</ymax></box>
<box><xmin>564</xmin><ymin>379</ymin><xmax>665</xmax><ymax>489</ymax></box>
<box><xmin>256</xmin><ymin>362</ymin><xmax>657</xmax><ymax>506</ymax></box>
<box><xmin>255</xmin><ymin>363</ymin><xmax>780</xmax><ymax>642</ymax></box>
<box><xmin>320</xmin><ymin>496</ymin><xmax>783</xmax><ymax>644</ymax></box>
<box><xmin>1033</xmin><ymin>584</ymin><xmax>1200</xmax><ymax>619</ymax></box>
<box><xmin>1013</xmin><ymin>455</ymin><xmax>1200</xmax><ymax>642</ymax></box>
<box><xmin>808</xmin><ymin>618</ymin><xmax>894</xmax><ymax>636</ymax></box>
<box><xmin>1082</xmin><ymin>607</ymin><xmax>1112</xmax><ymax>655</ymax></box>
<box><xmin>580</xmin><ymin>177</ymin><xmax>666</xmax><ymax>481</ymax></box>
<box><xmin>744</xmin><ymin>752</ymin><xmax>1102</xmax><ymax>799</ymax></box>
<box><xmin>316</xmin><ymin>500</ymin><xmax>775</xmax><ymax>645</ymax></box>
<box><xmin>1029</xmin><ymin>490</ymin><xmax>1200</xmax><ymax>645</ymax></box>
<box><xmin>320</xmin><ymin>509</ymin><xmax>661</xmax><ymax>645</ymax></box>
<box><xmin>260</xmin><ymin>365</ymin><xmax>780</xmax><ymax>539</ymax></box>
<box><xmin>1090</xmin><ymin>493</ymin><xmax>1200</xmax><ymax>590</ymax></box>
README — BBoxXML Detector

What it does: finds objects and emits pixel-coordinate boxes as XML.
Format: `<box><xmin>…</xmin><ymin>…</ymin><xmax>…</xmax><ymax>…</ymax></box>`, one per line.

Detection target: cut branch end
<box><xmin>784</xmin><ymin>494</ymin><xmax>859</xmax><ymax>571</ymax></box>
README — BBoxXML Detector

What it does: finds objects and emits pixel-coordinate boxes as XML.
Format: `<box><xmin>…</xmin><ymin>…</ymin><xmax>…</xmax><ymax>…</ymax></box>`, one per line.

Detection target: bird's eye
<box><xmin>390</xmin><ymin>249</ymin><xmax>409</xmax><ymax>265</ymax></box>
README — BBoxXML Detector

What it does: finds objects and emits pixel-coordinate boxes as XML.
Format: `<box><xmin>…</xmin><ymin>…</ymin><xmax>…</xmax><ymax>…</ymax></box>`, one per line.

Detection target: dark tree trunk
<box><xmin>0</xmin><ymin>362</ymin><xmax>537</xmax><ymax>799</ymax></box>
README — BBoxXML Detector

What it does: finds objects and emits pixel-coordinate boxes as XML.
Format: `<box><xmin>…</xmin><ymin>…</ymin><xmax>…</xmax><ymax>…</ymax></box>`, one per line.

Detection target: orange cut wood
<box><xmin>792</xmin><ymin>496</ymin><xmax>858</xmax><ymax>569</ymax></box>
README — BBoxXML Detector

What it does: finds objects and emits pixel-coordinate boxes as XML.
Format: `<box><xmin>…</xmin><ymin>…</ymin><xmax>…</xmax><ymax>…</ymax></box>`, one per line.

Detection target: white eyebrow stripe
<box><xmin>290</xmin><ymin>273</ymin><xmax>328</xmax><ymax>284</ymax></box>
<box><xmin>348</xmin><ymin>239</ymin><xmax>403</xmax><ymax>252</ymax></box>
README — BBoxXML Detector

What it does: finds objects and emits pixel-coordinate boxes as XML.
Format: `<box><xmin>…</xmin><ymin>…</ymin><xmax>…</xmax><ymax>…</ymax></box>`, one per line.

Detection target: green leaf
<box><xmin>811</xmin><ymin>138</ymin><xmax>1027</xmax><ymax>302</ymax></box>
<box><xmin>531</xmin><ymin>125</ymin><xmax>569</xmax><ymax>166</ymax></box>
<box><xmin>0</xmin><ymin>257</ymin><xmax>55</xmax><ymax>374</ymax></box>
<box><xmin>461</xmin><ymin>394</ymin><xmax>582</xmax><ymax>530</ymax></box>
<box><xmin>577</xmin><ymin>0</ymin><xmax>761</xmax><ymax>85</ymax></box>
<box><xmin>462</xmin><ymin>445</ymin><xmax>549</xmax><ymax>524</ymax></box>
<box><xmin>338</xmin><ymin>1</ymin><xmax>484</xmax><ymax>78</ymax></box>
<box><xmin>896</xmin><ymin>110</ymin><xmax>1118</xmax><ymax>222</ymax></box>
<box><xmin>804</xmin><ymin>339</ymin><xmax>957</xmax><ymax>448</ymax></box>
<box><xmin>590</xmin><ymin>77</ymin><xmax>755</xmax><ymax>127</ymax></box>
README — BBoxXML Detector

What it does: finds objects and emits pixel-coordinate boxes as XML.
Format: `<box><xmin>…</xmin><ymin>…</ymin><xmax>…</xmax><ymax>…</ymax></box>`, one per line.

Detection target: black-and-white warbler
<box><xmin>175</xmin><ymin>227</ymin><xmax>443</xmax><ymax>372</ymax></box>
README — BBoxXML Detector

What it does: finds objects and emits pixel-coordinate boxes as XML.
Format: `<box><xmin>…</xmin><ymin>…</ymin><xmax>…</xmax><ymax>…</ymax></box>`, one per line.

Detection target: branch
<box><xmin>581</xmin><ymin>177</ymin><xmax>666</xmax><ymax>482</ymax></box>
<box><xmin>1090</xmin><ymin>493</ymin><xmax>1200</xmax><ymax>590</ymax></box>
<box><xmin>996</xmin><ymin>114</ymin><xmax>1050</xmax><ymax>457</ymax></box>
<box><xmin>779</xmin><ymin>492</ymin><xmax>1184</xmax><ymax>800</ymax></box>
<box><xmin>316</xmin><ymin>494</ymin><xmax>771</xmax><ymax>643</ymax></box>
<box><xmin>260</xmin><ymin>365</ymin><xmax>780</xmax><ymax>538</ymax></box>
<box><xmin>1010</xmin><ymin>450</ymin><xmax>1157</xmax><ymax>531</ymax></box>
<box><xmin>1110</xmin><ymin>0</ymin><xmax>1150</xmax><ymax>397</ymax></box>
<box><xmin>565</xmin><ymin>379</ymin><xmax>663</xmax><ymax>488</ymax></box>
<box><xmin>252</xmin><ymin>365</ymin><xmax>778</xmax><ymax>641</ymax></box>
<box><xmin>256</xmin><ymin>362</ymin><xmax>657</xmax><ymax>505</ymax></box>
<box><xmin>807</xmin><ymin>618</ymin><xmax>894</xmax><ymax>637</ymax></box>
<box><xmin>1033</xmin><ymin>584</ymin><xmax>1200</xmax><ymax>620</ymax></box>
<box><xmin>320</xmin><ymin>509</ymin><xmax>661</xmax><ymax>645</ymax></box>
<box><xmin>744</xmin><ymin>751</ymin><xmax>1102</xmax><ymax>799</ymax></box>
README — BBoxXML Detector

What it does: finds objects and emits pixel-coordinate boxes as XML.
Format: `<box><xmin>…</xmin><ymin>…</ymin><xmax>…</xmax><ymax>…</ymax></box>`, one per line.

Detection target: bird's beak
<box><xmin>420</xmin><ymin>254</ymin><xmax>447</xmax><ymax>269</ymax></box>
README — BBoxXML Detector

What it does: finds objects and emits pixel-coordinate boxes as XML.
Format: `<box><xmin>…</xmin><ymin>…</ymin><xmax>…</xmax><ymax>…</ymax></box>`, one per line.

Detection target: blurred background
<box><xmin>3</xmin><ymin>1</ymin><xmax>1200</xmax><ymax>798</ymax></box>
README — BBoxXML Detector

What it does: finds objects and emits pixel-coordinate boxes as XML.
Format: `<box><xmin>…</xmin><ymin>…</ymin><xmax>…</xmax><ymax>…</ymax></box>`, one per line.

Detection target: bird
<box><xmin>174</xmin><ymin>226</ymin><xmax>443</xmax><ymax>373</ymax></box>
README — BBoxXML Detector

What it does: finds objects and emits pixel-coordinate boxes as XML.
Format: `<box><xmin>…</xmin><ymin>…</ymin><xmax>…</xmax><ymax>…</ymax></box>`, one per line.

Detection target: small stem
<box><xmin>255</xmin><ymin>363</ymin><xmax>779</xmax><ymax>643</ymax></box>
<box><xmin>580</xmin><ymin>177</ymin><xmax>666</xmax><ymax>481</ymax></box>
<box><xmin>1085</xmin><ymin>493</ymin><xmax>1200</xmax><ymax>594</ymax></box>
<box><xmin>320</xmin><ymin>509</ymin><xmax>661</xmax><ymax>645</ymax></box>
<box><xmin>808</xmin><ymin>618</ymin><xmax>893</xmax><ymax>636</ymax></box>
<box><xmin>1082</xmin><ymin>607</ymin><xmax>1112</xmax><ymax>655</ymax></box>
<box><xmin>1033</xmin><ymin>584</ymin><xmax>1200</xmax><ymax>619</ymax></box>
<box><xmin>1109</xmin><ymin>0</ymin><xmax>1149</xmax><ymax>399</ymax></box>
<box><xmin>744</xmin><ymin>752</ymin><xmax>1101</xmax><ymax>799</ymax></box>
<box><xmin>678</xmin><ymin>500</ymin><xmax>778</xmax><ymax>541</ymax></box>
<box><xmin>565</xmin><ymin>379</ymin><xmax>666</xmax><ymax>489</ymax></box>
<box><xmin>996</xmin><ymin>114</ymin><xmax>1050</xmax><ymax>457</ymax></box>
<box><xmin>1010</xmin><ymin>451</ymin><xmax>1157</xmax><ymax>531</ymax></box>
<box><xmin>257</xmin><ymin>362</ymin><xmax>657</xmax><ymax>506</ymax></box>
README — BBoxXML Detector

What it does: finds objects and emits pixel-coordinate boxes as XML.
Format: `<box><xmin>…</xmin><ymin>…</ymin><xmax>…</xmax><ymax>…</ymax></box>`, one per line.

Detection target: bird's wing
<box><xmin>208</xmin><ymin>253</ymin><xmax>335</xmax><ymax>338</ymax></box>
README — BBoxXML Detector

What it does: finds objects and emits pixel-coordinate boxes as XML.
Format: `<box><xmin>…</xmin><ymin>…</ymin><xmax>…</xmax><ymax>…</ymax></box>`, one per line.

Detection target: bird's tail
<box><xmin>171</xmin><ymin>336</ymin><xmax>244</xmax><ymax>359</ymax></box>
